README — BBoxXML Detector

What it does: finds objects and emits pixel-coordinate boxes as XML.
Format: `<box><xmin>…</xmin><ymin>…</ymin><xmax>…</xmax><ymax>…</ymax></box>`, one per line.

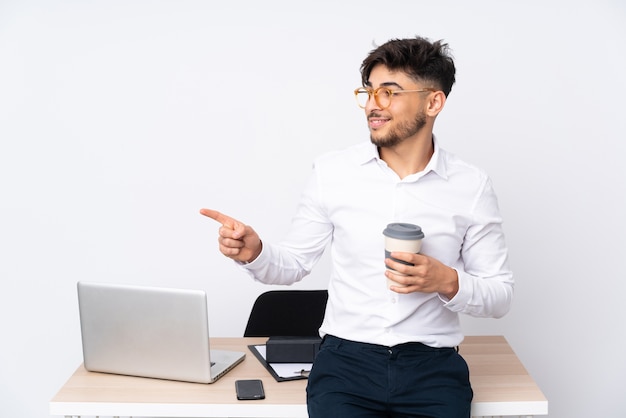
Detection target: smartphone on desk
<box><xmin>235</xmin><ymin>379</ymin><xmax>265</xmax><ymax>400</ymax></box>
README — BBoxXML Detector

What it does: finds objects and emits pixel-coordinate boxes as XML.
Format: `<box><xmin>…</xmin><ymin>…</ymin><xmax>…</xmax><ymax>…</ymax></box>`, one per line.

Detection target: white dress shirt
<box><xmin>242</xmin><ymin>139</ymin><xmax>513</xmax><ymax>348</ymax></box>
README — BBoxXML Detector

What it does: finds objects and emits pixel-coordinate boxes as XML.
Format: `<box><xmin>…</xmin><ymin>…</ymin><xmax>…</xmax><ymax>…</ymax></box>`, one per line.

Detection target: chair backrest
<box><xmin>243</xmin><ymin>290</ymin><xmax>328</xmax><ymax>337</ymax></box>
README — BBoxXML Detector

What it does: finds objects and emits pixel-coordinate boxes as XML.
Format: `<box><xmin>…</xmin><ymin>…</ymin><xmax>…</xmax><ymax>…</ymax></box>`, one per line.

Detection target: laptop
<box><xmin>77</xmin><ymin>281</ymin><xmax>245</xmax><ymax>384</ymax></box>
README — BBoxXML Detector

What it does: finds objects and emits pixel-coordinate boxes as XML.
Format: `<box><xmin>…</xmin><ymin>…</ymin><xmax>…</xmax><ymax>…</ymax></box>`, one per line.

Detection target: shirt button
<box><xmin>390</xmin><ymin>297</ymin><xmax>397</xmax><ymax>304</ymax></box>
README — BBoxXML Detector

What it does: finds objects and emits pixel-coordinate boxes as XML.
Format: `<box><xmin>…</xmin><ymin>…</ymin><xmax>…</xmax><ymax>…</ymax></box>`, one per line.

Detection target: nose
<box><xmin>365</xmin><ymin>93</ymin><xmax>381</xmax><ymax>111</ymax></box>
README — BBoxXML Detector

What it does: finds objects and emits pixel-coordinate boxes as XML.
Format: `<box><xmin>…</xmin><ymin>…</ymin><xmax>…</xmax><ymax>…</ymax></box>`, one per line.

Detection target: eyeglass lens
<box><xmin>355</xmin><ymin>88</ymin><xmax>393</xmax><ymax>109</ymax></box>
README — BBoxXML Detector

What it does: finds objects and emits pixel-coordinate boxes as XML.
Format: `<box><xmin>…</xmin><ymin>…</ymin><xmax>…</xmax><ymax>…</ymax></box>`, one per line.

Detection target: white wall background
<box><xmin>1</xmin><ymin>0</ymin><xmax>624</xmax><ymax>417</ymax></box>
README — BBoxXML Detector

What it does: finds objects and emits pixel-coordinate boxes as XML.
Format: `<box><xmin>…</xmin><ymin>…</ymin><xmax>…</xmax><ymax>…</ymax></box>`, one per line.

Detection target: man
<box><xmin>201</xmin><ymin>36</ymin><xmax>513</xmax><ymax>417</ymax></box>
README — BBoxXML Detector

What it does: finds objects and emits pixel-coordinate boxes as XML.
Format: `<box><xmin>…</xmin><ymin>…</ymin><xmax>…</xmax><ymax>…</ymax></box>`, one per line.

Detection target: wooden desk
<box><xmin>50</xmin><ymin>336</ymin><xmax>547</xmax><ymax>417</ymax></box>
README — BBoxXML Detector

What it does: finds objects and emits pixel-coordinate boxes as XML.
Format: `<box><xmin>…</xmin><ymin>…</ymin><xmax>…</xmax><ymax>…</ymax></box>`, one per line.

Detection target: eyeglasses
<box><xmin>353</xmin><ymin>87</ymin><xmax>437</xmax><ymax>110</ymax></box>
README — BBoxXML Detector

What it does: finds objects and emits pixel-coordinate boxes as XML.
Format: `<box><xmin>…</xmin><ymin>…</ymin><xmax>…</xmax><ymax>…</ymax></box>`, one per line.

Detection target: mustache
<box><xmin>368</xmin><ymin>111</ymin><xmax>385</xmax><ymax>119</ymax></box>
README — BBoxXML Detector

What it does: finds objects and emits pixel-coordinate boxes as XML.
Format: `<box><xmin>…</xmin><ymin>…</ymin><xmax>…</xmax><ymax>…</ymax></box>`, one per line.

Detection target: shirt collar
<box><xmin>357</xmin><ymin>135</ymin><xmax>448</xmax><ymax>180</ymax></box>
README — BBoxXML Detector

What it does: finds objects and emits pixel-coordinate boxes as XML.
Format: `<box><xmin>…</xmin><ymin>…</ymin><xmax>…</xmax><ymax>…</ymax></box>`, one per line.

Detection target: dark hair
<box><xmin>360</xmin><ymin>36</ymin><xmax>456</xmax><ymax>97</ymax></box>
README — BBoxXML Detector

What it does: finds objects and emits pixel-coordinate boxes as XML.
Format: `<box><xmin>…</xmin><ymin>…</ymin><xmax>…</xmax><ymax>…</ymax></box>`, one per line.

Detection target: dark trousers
<box><xmin>306</xmin><ymin>335</ymin><xmax>473</xmax><ymax>418</ymax></box>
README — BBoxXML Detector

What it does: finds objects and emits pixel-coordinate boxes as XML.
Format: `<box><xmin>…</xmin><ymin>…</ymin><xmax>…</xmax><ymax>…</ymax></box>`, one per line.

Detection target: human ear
<box><xmin>426</xmin><ymin>91</ymin><xmax>446</xmax><ymax>117</ymax></box>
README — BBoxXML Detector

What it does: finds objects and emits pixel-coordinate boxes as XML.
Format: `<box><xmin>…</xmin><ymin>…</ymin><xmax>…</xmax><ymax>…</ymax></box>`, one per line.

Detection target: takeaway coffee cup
<box><xmin>383</xmin><ymin>223</ymin><xmax>425</xmax><ymax>288</ymax></box>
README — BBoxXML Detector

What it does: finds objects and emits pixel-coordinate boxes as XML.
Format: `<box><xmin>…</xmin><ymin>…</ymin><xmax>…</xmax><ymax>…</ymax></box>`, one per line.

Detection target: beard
<box><xmin>369</xmin><ymin>111</ymin><xmax>427</xmax><ymax>148</ymax></box>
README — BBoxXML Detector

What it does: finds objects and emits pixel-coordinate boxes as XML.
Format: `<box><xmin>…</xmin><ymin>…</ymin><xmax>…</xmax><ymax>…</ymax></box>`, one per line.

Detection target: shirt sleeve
<box><xmin>239</xmin><ymin>166</ymin><xmax>333</xmax><ymax>285</ymax></box>
<box><xmin>442</xmin><ymin>177</ymin><xmax>514</xmax><ymax>318</ymax></box>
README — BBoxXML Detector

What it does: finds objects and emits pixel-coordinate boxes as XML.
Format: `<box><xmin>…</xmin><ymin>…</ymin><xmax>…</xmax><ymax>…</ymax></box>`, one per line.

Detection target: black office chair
<box><xmin>243</xmin><ymin>290</ymin><xmax>328</xmax><ymax>337</ymax></box>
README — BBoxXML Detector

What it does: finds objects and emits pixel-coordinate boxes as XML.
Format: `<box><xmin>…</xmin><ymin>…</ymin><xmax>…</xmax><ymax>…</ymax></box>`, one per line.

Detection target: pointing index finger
<box><xmin>199</xmin><ymin>208</ymin><xmax>235</xmax><ymax>228</ymax></box>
